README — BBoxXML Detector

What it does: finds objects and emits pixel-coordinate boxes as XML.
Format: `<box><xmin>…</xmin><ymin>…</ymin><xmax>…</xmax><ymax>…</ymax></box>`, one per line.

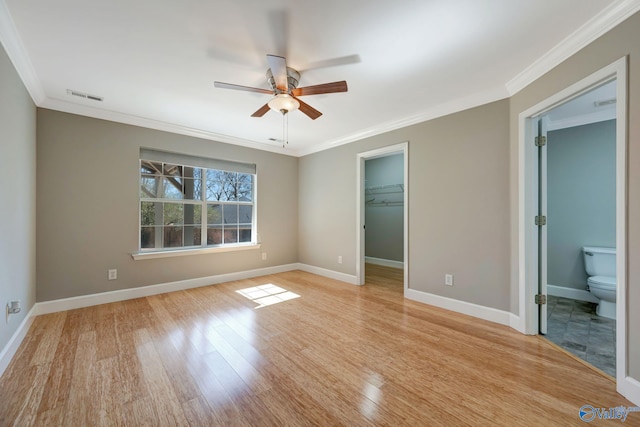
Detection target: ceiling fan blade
<box><xmin>296</xmin><ymin>97</ymin><xmax>322</xmax><ymax>120</ymax></box>
<box><xmin>297</xmin><ymin>54</ymin><xmax>361</xmax><ymax>72</ymax></box>
<box><xmin>251</xmin><ymin>103</ymin><xmax>271</xmax><ymax>117</ymax></box>
<box><xmin>214</xmin><ymin>81</ymin><xmax>273</xmax><ymax>95</ymax></box>
<box><xmin>292</xmin><ymin>81</ymin><xmax>348</xmax><ymax>97</ymax></box>
<box><xmin>267</xmin><ymin>54</ymin><xmax>288</xmax><ymax>92</ymax></box>
<box><xmin>267</xmin><ymin>9</ymin><xmax>289</xmax><ymax>59</ymax></box>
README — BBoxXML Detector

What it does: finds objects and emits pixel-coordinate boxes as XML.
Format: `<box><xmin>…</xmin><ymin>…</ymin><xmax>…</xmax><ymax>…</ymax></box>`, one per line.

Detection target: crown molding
<box><xmin>40</xmin><ymin>97</ymin><xmax>296</xmax><ymax>157</ymax></box>
<box><xmin>0</xmin><ymin>0</ymin><xmax>45</xmax><ymax>104</ymax></box>
<box><xmin>2</xmin><ymin>0</ymin><xmax>637</xmax><ymax>158</ymax></box>
<box><xmin>297</xmin><ymin>85</ymin><xmax>510</xmax><ymax>157</ymax></box>
<box><xmin>506</xmin><ymin>0</ymin><xmax>640</xmax><ymax>95</ymax></box>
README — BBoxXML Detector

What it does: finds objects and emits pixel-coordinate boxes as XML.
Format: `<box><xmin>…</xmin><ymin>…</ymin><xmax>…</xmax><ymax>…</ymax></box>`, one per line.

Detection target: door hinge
<box><xmin>535</xmin><ymin>294</ymin><xmax>547</xmax><ymax>305</ymax></box>
<box><xmin>535</xmin><ymin>215</ymin><xmax>546</xmax><ymax>226</ymax></box>
<box><xmin>535</xmin><ymin>136</ymin><xmax>547</xmax><ymax>147</ymax></box>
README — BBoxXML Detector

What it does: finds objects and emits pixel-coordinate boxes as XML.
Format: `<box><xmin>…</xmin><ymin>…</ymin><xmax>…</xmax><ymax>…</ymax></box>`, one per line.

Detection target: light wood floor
<box><xmin>0</xmin><ymin>264</ymin><xmax>635</xmax><ymax>426</ymax></box>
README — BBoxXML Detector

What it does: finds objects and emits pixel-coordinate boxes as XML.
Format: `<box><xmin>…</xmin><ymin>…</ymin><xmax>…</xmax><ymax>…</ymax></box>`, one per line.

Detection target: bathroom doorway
<box><xmin>356</xmin><ymin>143</ymin><xmax>408</xmax><ymax>292</ymax></box>
<box><xmin>537</xmin><ymin>80</ymin><xmax>617</xmax><ymax>376</ymax></box>
<box><xmin>518</xmin><ymin>57</ymin><xmax>627</xmax><ymax>388</ymax></box>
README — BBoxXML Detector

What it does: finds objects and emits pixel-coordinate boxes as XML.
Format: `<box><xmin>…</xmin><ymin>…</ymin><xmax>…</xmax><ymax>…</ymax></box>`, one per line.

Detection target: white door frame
<box><xmin>517</xmin><ymin>57</ymin><xmax>628</xmax><ymax>390</ymax></box>
<box><xmin>356</xmin><ymin>142</ymin><xmax>409</xmax><ymax>293</ymax></box>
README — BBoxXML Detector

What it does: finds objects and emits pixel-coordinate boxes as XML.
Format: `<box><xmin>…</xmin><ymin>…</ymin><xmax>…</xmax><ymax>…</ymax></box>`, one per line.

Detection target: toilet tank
<box><xmin>583</xmin><ymin>246</ymin><xmax>616</xmax><ymax>277</ymax></box>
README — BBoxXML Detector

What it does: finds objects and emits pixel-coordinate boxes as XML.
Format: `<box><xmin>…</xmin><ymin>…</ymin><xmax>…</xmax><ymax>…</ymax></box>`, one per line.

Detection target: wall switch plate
<box><xmin>338</xmin><ymin>255</ymin><xmax>343</xmax><ymax>264</ymax></box>
<box><xmin>262</xmin><ymin>252</ymin><xmax>267</xmax><ymax>261</ymax></box>
<box><xmin>445</xmin><ymin>274</ymin><xmax>454</xmax><ymax>286</ymax></box>
<box><xmin>108</xmin><ymin>269</ymin><xmax>117</xmax><ymax>280</ymax></box>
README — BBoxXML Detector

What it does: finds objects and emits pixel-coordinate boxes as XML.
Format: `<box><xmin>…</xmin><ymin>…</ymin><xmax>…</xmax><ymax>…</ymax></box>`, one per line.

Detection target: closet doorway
<box><xmin>356</xmin><ymin>143</ymin><xmax>408</xmax><ymax>292</ymax></box>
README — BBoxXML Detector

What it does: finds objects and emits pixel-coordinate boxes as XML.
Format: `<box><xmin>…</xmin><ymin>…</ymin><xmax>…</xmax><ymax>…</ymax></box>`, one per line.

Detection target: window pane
<box><xmin>184</xmin><ymin>226</ymin><xmax>201</xmax><ymax>246</ymax></box>
<box><xmin>141</xmin><ymin>202</ymin><xmax>162</xmax><ymax>226</ymax></box>
<box><xmin>183</xmin><ymin>178</ymin><xmax>202</xmax><ymax>200</ymax></box>
<box><xmin>141</xmin><ymin>226</ymin><xmax>157</xmax><ymax>248</ymax></box>
<box><xmin>206</xmin><ymin>170</ymin><xmax>225</xmax><ymax>201</ymax></box>
<box><xmin>163</xmin><ymin>163</ymin><xmax>182</xmax><ymax>177</ymax></box>
<box><xmin>141</xmin><ymin>160</ymin><xmax>162</xmax><ymax>174</ymax></box>
<box><xmin>140</xmin><ymin>175</ymin><xmax>160</xmax><ymax>198</ymax></box>
<box><xmin>189</xmin><ymin>167</ymin><xmax>202</xmax><ymax>180</ymax></box>
<box><xmin>163</xmin><ymin>177</ymin><xmax>184</xmax><ymax>199</ymax></box>
<box><xmin>224</xmin><ymin>227</ymin><xmax>238</xmax><ymax>244</ymax></box>
<box><xmin>239</xmin><ymin>205</ymin><xmax>252</xmax><ymax>224</ymax></box>
<box><xmin>207</xmin><ymin>226</ymin><xmax>222</xmax><ymax>245</ymax></box>
<box><xmin>237</xmin><ymin>173</ymin><xmax>253</xmax><ymax>202</ymax></box>
<box><xmin>207</xmin><ymin>204</ymin><xmax>222</xmax><ymax>225</ymax></box>
<box><xmin>183</xmin><ymin>204</ymin><xmax>198</xmax><ymax>226</ymax></box>
<box><xmin>223</xmin><ymin>172</ymin><xmax>238</xmax><ymax>201</ymax></box>
<box><xmin>223</xmin><ymin>204</ymin><xmax>238</xmax><ymax>224</ymax></box>
<box><xmin>239</xmin><ymin>226</ymin><xmax>252</xmax><ymax>243</ymax></box>
<box><xmin>163</xmin><ymin>226</ymin><xmax>183</xmax><ymax>248</ymax></box>
<box><xmin>163</xmin><ymin>203</ymin><xmax>183</xmax><ymax>225</ymax></box>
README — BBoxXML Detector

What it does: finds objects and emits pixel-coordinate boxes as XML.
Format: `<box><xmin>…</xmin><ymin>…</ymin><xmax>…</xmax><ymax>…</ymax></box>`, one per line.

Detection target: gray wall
<box><xmin>365</xmin><ymin>154</ymin><xmax>404</xmax><ymax>262</ymax></box>
<box><xmin>36</xmin><ymin>110</ymin><xmax>299</xmax><ymax>301</ymax></box>
<box><xmin>509</xmin><ymin>11</ymin><xmax>640</xmax><ymax>379</ymax></box>
<box><xmin>0</xmin><ymin>43</ymin><xmax>36</xmax><ymax>352</ymax></box>
<box><xmin>299</xmin><ymin>99</ymin><xmax>511</xmax><ymax>310</ymax></box>
<box><xmin>547</xmin><ymin>120</ymin><xmax>616</xmax><ymax>290</ymax></box>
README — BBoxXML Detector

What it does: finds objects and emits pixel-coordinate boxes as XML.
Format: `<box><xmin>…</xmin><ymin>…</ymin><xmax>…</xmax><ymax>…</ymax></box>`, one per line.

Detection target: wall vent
<box><xmin>66</xmin><ymin>89</ymin><xmax>103</xmax><ymax>102</ymax></box>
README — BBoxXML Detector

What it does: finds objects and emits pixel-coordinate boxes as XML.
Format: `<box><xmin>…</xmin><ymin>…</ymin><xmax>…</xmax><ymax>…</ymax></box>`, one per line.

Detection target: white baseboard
<box><xmin>0</xmin><ymin>305</ymin><xmax>36</xmax><ymax>378</ymax></box>
<box><xmin>1</xmin><ymin>262</ymin><xmax>357</xmax><ymax>377</ymax></box>
<box><xmin>405</xmin><ymin>288</ymin><xmax>512</xmax><ymax>327</ymax></box>
<box><xmin>24</xmin><ymin>262</ymin><xmax>357</xmax><ymax>317</ymax></box>
<box><xmin>619</xmin><ymin>376</ymin><xmax>640</xmax><ymax>407</ymax></box>
<box><xmin>365</xmin><ymin>256</ymin><xmax>404</xmax><ymax>269</ymax></box>
<box><xmin>34</xmin><ymin>263</ymin><xmax>300</xmax><ymax>316</ymax></box>
<box><xmin>547</xmin><ymin>284</ymin><xmax>599</xmax><ymax>303</ymax></box>
<box><xmin>296</xmin><ymin>263</ymin><xmax>358</xmax><ymax>285</ymax></box>
<box><xmin>509</xmin><ymin>313</ymin><xmax>526</xmax><ymax>334</ymax></box>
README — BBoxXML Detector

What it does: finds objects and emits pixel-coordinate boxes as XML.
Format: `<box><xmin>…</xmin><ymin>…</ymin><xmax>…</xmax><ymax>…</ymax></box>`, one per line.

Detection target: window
<box><xmin>139</xmin><ymin>149</ymin><xmax>256</xmax><ymax>252</ymax></box>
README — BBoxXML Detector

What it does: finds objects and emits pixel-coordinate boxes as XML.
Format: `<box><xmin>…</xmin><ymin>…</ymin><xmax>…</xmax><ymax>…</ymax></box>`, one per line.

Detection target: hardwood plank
<box><xmin>0</xmin><ymin>266</ymin><xmax>636</xmax><ymax>426</ymax></box>
<box><xmin>132</xmin><ymin>328</ymin><xmax>189</xmax><ymax>425</ymax></box>
<box><xmin>62</xmin><ymin>330</ymin><xmax>98</xmax><ymax>425</ymax></box>
<box><xmin>35</xmin><ymin>323</ymin><xmax>79</xmax><ymax>413</ymax></box>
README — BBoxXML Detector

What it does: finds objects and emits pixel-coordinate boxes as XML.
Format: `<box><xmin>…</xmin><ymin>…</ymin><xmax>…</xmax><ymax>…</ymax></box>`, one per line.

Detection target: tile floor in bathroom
<box><xmin>544</xmin><ymin>295</ymin><xmax>616</xmax><ymax>377</ymax></box>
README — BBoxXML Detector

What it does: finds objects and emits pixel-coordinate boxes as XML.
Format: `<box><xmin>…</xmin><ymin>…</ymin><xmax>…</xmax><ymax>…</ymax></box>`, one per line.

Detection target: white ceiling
<box><xmin>1</xmin><ymin>0</ymin><xmax>638</xmax><ymax>156</ymax></box>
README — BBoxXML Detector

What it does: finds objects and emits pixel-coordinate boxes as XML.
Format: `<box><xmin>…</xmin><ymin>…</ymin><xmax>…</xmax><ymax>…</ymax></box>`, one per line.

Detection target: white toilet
<box><xmin>583</xmin><ymin>246</ymin><xmax>617</xmax><ymax>319</ymax></box>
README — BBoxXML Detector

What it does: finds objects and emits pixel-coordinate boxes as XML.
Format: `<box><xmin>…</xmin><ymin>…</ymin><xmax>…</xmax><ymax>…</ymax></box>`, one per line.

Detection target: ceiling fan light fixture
<box><xmin>268</xmin><ymin>94</ymin><xmax>300</xmax><ymax>114</ymax></box>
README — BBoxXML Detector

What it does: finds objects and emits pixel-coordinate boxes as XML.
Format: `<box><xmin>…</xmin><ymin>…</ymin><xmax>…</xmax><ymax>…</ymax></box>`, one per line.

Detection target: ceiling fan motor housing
<box><xmin>266</xmin><ymin>67</ymin><xmax>300</xmax><ymax>93</ymax></box>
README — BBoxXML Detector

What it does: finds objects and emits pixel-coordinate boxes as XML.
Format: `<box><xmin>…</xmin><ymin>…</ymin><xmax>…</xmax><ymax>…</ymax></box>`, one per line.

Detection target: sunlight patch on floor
<box><xmin>236</xmin><ymin>284</ymin><xmax>300</xmax><ymax>309</ymax></box>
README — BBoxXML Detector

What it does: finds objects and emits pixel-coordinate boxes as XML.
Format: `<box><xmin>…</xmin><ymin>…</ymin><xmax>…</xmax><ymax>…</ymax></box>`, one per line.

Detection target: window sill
<box><xmin>131</xmin><ymin>243</ymin><xmax>261</xmax><ymax>261</ymax></box>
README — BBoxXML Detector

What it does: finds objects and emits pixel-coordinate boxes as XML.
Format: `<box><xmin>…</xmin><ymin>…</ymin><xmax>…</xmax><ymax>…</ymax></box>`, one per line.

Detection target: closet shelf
<box><xmin>365</xmin><ymin>183</ymin><xmax>404</xmax><ymax>207</ymax></box>
<box><xmin>365</xmin><ymin>184</ymin><xmax>404</xmax><ymax>195</ymax></box>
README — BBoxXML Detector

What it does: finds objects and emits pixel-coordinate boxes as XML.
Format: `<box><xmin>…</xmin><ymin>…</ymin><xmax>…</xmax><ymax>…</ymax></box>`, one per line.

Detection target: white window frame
<box><xmin>132</xmin><ymin>149</ymin><xmax>259</xmax><ymax>260</ymax></box>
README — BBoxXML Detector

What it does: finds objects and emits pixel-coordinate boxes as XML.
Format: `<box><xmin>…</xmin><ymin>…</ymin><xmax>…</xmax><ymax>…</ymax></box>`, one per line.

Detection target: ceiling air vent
<box><xmin>594</xmin><ymin>98</ymin><xmax>616</xmax><ymax>107</ymax></box>
<box><xmin>66</xmin><ymin>89</ymin><xmax>103</xmax><ymax>102</ymax></box>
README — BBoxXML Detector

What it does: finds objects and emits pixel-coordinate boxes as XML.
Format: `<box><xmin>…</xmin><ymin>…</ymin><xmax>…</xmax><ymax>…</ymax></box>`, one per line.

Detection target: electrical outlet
<box><xmin>108</xmin><ymin>269</ymin><xmax>117</xmax><ymax>280</ymax></box>
<box><xmin>338</xmin><ymin>255</ymin><xmax>343</xmax><ymax>264</ymax></box>
<box><xmin>445</xmin><ymin>274</ymin><xmax>454</xmax><ymax>286</ymax></box>
<box><xmin>262</xmin><ymin>252</ymin><xmax>267</xmax><ymax>261</ymax></box>
<box><xmin>7</xmin><ymin>300</ymin><xmax>21</xmax><ymax>315</ymax></box>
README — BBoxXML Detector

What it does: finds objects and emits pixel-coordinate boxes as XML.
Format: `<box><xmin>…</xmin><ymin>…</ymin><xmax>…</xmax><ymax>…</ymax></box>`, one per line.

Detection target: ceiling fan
<box><xmin>214</xmin><ymin>54</ymin><xmax>348</xmax><ymax>120</ymax></box>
